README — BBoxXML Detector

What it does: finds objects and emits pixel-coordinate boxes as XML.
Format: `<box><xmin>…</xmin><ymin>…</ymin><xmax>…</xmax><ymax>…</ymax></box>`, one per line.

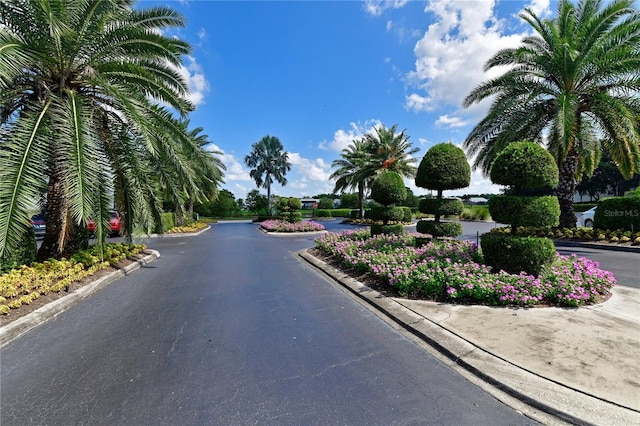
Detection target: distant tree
<box><xmin>318</xmin><ymin>198</ymin><xmax>334</xmax><ymax>209</ymax></box>
<box><xmin>245</xmin><ymin>190</ymin><xmax>269</xmax><ymax>214</ymax></box>
<box><xmin>339</xmin><ymin>193</ymin><xmax>359</xmax><ymax>209</ymax></box>
<box><xmin>244</xmin><ymin>135</ymin><xmax>291</xmax><ymax>215</ymax></box>
<box><xmin>399</xmin><ymin>187</ymin><xmax>418</xmax><ymax>208</ymax></box>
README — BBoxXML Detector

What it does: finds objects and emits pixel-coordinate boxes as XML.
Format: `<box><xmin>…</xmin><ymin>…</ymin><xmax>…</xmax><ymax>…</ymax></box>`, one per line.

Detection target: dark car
<box><xmin>88</xmin><ymin>211</ymin><xmax>122</xmax><ymax>237</ymax></box>
<box><xmin>31</xmin><ymin>214</ymin><xmax>46</xmax><ymax>238</ymax></box>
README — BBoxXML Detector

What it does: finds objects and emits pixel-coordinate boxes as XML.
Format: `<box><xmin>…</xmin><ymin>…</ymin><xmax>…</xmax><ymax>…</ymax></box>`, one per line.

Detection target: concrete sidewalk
<box><xmin>299</xmin><ymin>250</ymin><xmax>640</xmax><ymax>426</ymax></box>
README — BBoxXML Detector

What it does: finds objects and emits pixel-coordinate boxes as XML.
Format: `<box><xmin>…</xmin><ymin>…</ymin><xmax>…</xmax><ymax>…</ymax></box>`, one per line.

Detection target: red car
<box><xmin>88</xmin><ymin>211</ymin><xmax>122</xmax><ymax>237</ymax></box>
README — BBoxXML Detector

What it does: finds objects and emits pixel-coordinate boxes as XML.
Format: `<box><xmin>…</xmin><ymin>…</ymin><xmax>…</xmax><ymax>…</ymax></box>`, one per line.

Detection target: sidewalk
<box><xmin>299</xmin><ymin>250</ymin><xmax>640</xmax><ymax>426</ymax></box>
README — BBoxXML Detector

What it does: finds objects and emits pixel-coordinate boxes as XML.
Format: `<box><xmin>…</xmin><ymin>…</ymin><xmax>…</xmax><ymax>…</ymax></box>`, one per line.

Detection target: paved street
<box><xmin>2</xmin><ymin>222</ymin><xmax>536</xmax><ymax>425</ymax></box>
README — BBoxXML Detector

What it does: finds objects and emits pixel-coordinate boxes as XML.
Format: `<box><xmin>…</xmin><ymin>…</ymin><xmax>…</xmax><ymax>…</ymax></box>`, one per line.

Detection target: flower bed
<box><xmin>260</xmin><ymin>219</ymin><xmax>325</xmax><ymax>233</ymax></box>
<box><xmin>314</xmin><ymin>230</ymin><xmax>615</xmax><ymax>307</ymax></box>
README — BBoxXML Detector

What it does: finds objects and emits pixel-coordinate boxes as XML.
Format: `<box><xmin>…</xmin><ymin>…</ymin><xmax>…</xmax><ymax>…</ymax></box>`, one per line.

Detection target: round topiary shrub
<box><xmin>371</xmin><ymin>223</ymin><xmax>405</xmax><ymax>236</ymax></box>
<box><xmin>489</xmin><ymin>196</ymin><xmax>560</xmax><ymax>228</ymax></box>
<box><xmin>480</xmin><ymin>233</ymin><xmax>556</xmax><ymax>276</ymax></box>
<box><xmin>419</xmin><ymin>198</ymin><xmax>464</xmax><ymax>217</ymax></box>
<box><xmin>489</xmin><ymin>142</ymin><xmax>558</xmax><ymax>193</ymax></box>
<box><xmin>416</xmin><ymin>221</ymin><xmax>463</xmax><ymax>238</ymax></box>
<box><xmin>369</xmin><ymin>206</ymin><xmax>406</xmax><ymax>223</ymax></box>
<box><xmin>371</xmin><ymin>170</ymin><xmax>407</xmax><ymax>207</ymax></box>
<box><xmin>400</xmin><ymin>206</ymin><xmax>413</xmax><ymax>223</ymax></box>
<box><xmin>415</xmin><ymin>143</ymin><xmax>470</xmax><ymax>191</ymax></box>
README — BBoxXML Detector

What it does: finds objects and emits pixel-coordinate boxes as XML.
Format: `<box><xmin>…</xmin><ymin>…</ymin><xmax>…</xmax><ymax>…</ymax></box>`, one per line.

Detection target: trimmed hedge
<box><xmin>419</xmin><ymin>198</ymin><xmax>464</xmax><ymax>216</ymax></box>
<box><xmin>415</xmin><ymin>143</ymin><xmax>470</xmax><ymax>191</ymax></box>
<box><xmin>315</xmin><ymin>209</ymin><xmax>332</xmax><ymax>218</ymax></box>
<box><xmin>371</xmin><ymin>223</ymin><xmax>405</xmax><ymax>236</ymax></box>
<box><xmin>369</xmin><ymin>206</ymin><xmax>406</xmax><ymax>223</ymax></box>
<box><xmin>0</xmin><ymin>226</ymin><xmax>37</xmax><ymax>273</ymax></box>
<box><xmin>330</xmin><ymin>209</ymin><xmax>352</xmax><ymax>217</ymax></box>
<box><xmin>159</xmin><ymin>212</ymin><xmax>176</xmax><ymax>233</ymax></box>
<box><xmin>480</xmin><ymin>233</ymin><xmax>556</xmax><ymax>277</ymax></box>
<box><xmin>594</xmin><ymin>197</ymin><xmax>640</xmax><ymax>231</ymax></box>
<box><xmin>489</xmin><ymin>196</ymin><xmax>560</xmax><ymax>228</ymax></box>
<box><xmin>490</xmin><ymin>142</ymin><xmax>558</xmax><ymax>191</ymax></box>
<box><xmin>371</xmin><ymin>171</ymin><xmax>407</xmax><ymax>206</ymax></box>
<box><xmin>400</xmin><ymin>206</ymin><xmax>413</xmax><ymax>223</ymax></box>
<box><xmin>416</xmin><ymin>220</ymin><xmax>463</xmax><ymax>237</ymax></box>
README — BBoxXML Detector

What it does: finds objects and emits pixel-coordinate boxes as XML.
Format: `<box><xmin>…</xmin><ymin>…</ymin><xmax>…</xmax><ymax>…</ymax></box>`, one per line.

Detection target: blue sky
<box><xmin>143</xmin><ymin>0</ymin><xmax>556</xmax><ymax>200</ymax></box>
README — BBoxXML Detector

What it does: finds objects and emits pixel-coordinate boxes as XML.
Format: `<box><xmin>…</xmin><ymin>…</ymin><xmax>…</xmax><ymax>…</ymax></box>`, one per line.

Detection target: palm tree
<box><xmin>363</xmin><ymin>124</ymin><xmax>419</xmax><ymax>179</ymax></box>
<box><xmin>463</xmin><ymin>0</ymin><xmax>640</xmax><ymax>227</ymax></box>
<box><xmin>330</xmin><ymin>138</ymin><xmax>372</xmax><ymax>218</ymax></box>
<box><xmin>243</xmin><ymin>135</ymin><xmax>291</xmax><ymax>214</ymax></box>
<box><xmin>0</xmin><ymin>0</ymin><xmax>203</xmax><ymax>260</ymax></box>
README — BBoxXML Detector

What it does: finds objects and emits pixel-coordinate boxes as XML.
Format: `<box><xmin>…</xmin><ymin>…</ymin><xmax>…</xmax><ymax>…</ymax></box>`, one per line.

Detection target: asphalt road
<box><xmin>2</xmin><ymin>222</ymin><xmax>537</xmax><ymax>425</ymax></box>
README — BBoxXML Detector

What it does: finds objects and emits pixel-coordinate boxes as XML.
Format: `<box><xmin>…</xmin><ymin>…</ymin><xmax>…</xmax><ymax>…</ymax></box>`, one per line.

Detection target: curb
<box><xmin>553</xmin><ymin>240</ymin><xmax>640</xmax><ymax>254</ymax></box>
<box><xmin>298</xmin><ymin>249</ymin><xmax>640</xmax><ymax>426</ymax></box>
<box><xmin>0</xmin><ymin>250</ymin><xmax>160</xmax><ymax>349</ymax></box>
<box><xmin>133</xmin><ymin>225</ymin><xmax>211</xmax><ymax>239</ymax></box>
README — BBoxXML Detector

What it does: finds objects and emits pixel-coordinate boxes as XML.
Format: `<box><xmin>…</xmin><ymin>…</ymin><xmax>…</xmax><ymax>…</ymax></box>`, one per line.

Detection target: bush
<box><xmin>330</xmin><ymin>209</ymin><xmax>352</xmax><ymax>218</ymax></box>
<box><xmin>489</xmin><ymin>196</ymin><xmax>560</xmax><ymax>228</ymax></box>
<box><xmin>415</xmin><ymin>143</ymin><xmax>470</xmax><ymax>191</ymax></box>
<box><xmin>416</xmin><ymin>220</ymin><xmax>463</xmax><ymax>237</ymax></box>
<box><xmin>369</xmin><ymin>206</ymin><xmax>406</xmax><ymax>223</ymax></box>
<box><xmin>419</xmin><ymin>198</ymin><xmax>464</xmax><ymax>217</ymax></box>
<box><xmin>594</xmin><ymin>197</ymin><xmax>640</xmax><ymax>231</ymax></box>
<box><xmin>315</xmin><ymin>209</ymin><xmax>332</xmax><ymax>218</ymax></box>
<box><xmin>0</xmin><ymin>226</ymin><xmax>37</xmax><ymax>273</ymax></box>
<box><xmin>158</xmin><ymin>212</ymin><xmax>176</xmax><ymax>233</ymax></box>
<box><xmin>481</xmin><ymin>233</ymin><xmax>556</xmax><ymax>277</ymax></box>
<box><xmin>400</xmin><ymin>206</ymin><xmax>413</xmax><ymax>223</ymax></box>
<box><xmin>461</xmin><ymin>206</ymin><xmax>491</xmax><ymax>221</ymax></box>
<box><xmin>276</xmin><ymin>197</ymin><xmax>302</xmax><ymax>223</ymax></box>
<box><xmin>371</xmin><ymin>223</ymin><xmax>405</xmax><ymax>236</ymax></box>
<box><xmin>370</xmin><ymin>170</ymin><xmax>407</xmax><ymax>206</ymax></box>
<box><xmin>350</xmin><ymin>209</ymin><xmax>361</xmax><ymax>219</ymax></box>
<box><xmin>490</xmin><ymin>142</ymin><xmax>559</xmax><ymax>192</ymax></box>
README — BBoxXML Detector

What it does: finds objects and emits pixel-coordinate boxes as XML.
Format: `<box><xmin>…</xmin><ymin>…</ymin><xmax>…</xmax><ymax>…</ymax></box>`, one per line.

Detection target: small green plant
<box><xmin>369</xmin><ymin>170</ymin><xmax>407</xmax><ymax>236</ymax></box>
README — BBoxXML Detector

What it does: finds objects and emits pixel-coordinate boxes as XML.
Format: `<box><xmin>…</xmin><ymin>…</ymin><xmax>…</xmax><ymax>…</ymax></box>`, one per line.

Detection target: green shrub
<box><xmin>419</xmin><ymin>198</ymin><xmax>464</xmax><ymax>217</ymax></box>
<box><xmin>489</xmin><ymin>142</ymin><xmax>558</xmax><ymax>192</ymax></box>
<box><xmin>416</xmin><ymin>220</ymin><xmax>463</xmax><ymax>237</ymax></box>
<box><xmin>461</xmin><ymin>206</ymin><xmax>491</xmax><ymax>221</ymax></box>
<box><xmin>480</xmin><ymin>233</ymin><xmax>556</xmax><ymax>277</ymax></box>
<box><xmin>369</xmin><ymin>206</ymin><xmax>406</xmax><ymax>223</ymax></box>
<box><xmin>489</xmin><ymin>196</ymin><xmax>560</xmax><ymax>228</ymax></box>
<box><xmin>370</xmin><ymin>170</ymin><xmax>407</xmax><ymax>206</ymax></box>
<box><xmin>400</xmin><ymin>206</ymin><xmax>413</xmax><ymax>223</ymax></box>
<box><xmin>415</xmin><ymin>143</ymin><xmax>470</xmax><ymax>191</ymax></box>
<box><xmin>574</xmin><ymin>203</ymin><xmax>597</xmax><ymax>213</ymax></box>
<box><xmin>315</xmin><ymin>209</ymin><xmax>332</xmax><ymax>218</ymax></box>
<box><xmin>594</xmin><ymin>197</ymin><xmax>640</xmax><ymax>231</ymax></box>
<box><xmin>276</xmin><ymin>197</ymin><xmax>302</xmax><ymax>223</ymax></box>
<box><xmin>330</xmin><ymin>209</ymin><xmax>353</xmax><ymax>218</ymax></box>
<box><xmin>350</xmin><ymin>209</ymin><xmax>361</xmax><ymax>219</ymax></box>
<box><xmin>371</xmin><ymin>223</ymin><xmax>405</xmax><ymax>236</ymax></box>
<box><xmin>159</xmin><ymin>212</ymin><xmax>176</xmax><ymax>233</ymax></box>
<box><xmin>0</xmin><ymin>226</ymin><xmax>37</xmax><ymax>273</ymax></box>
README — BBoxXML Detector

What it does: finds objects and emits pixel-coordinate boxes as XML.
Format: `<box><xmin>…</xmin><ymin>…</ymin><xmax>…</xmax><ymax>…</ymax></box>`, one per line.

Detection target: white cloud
<box><xmin>435</xmin><ymin>114</ymin><xmax>469</xmax><ymax>128</ymax></box>
<box><xmin>364</xmin><ymin>0</ymin><xmax>409</xmax><ymax>16</ymax></box>
<box><xmin>288</xmin><ymin>153</ymin><xmax>333</xmax><ymax>182</ymax></box>
<box><xmin>318</xmin><ymin>120</ymin><xmax>383</xmax><ymax>153</ymax></box>
<box><xmin>206</xmin><ymin>143</ymin><xmax>250</xmax><ymax>182</ymax></box>
<box><xmin>405</xmin><ymin>0</ymin><xmax>550</xmax><ymax>118</ymax></box>
<box><xmin>169</xmin><ymin>55</ymin><xmax>209</xmax><ymax>107</ymax></box>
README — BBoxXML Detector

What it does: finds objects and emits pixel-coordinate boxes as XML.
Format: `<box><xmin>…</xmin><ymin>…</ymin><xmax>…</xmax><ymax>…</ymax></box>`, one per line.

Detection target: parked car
<box><xmin>88</xmin><ymin>211</ymin><xmax>122</xmax><ymax>237</ymax></box>
<box><xmin>577</xmin><ymin>206</ymin><xmax>596</xmax><ymax>227</ymax></box>
<box><xmin>30</xmin><ymin>214</ymin><xmax>46</xmax><ymax>238</ymax></box>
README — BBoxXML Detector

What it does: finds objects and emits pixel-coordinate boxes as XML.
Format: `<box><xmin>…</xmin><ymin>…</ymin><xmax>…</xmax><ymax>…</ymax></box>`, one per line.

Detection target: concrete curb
<box><xmin>553</xmin><ymin>240</ymin><xmax>640</xmax><ymax>254</ymax></box>
<box><xmin>133</xmin><ymin>225</ymin><xmax>210</xmax><ymax>239</ymax></box>
<box><xmin>298</xmin><ymin>249</ymin><xmax>640</xmax><ymax>426</ymax></box>
<box><xmin>0</xmin><ymin>250</ymin><xmax>160</xmax><ymax>349</ymax></box>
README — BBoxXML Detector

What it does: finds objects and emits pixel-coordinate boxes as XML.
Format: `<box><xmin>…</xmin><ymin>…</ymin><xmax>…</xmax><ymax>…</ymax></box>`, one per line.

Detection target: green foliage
<box><xmin>0</xmin><ymin>226</ymin><xmax>37</xmax><ymax>273</ymax></box>
<box><xmin>574</xmin><ymin>203</ymin><xmax>598</xmax><ymax>213</ymax></box>
<box><xmin>318</xmin><ymin>198</ymin><xmax>334</xmax><ymax>209</ymax></box>
<box><xmin>419</xmin><ymin>198</ymin><xmax>464</xmax><ymax>217</ymax></box>
<box><xmin>415</xmin><ymin>143</ymin><xmax>470</xmax><ymax>191</ymax></box>
<box><xmin>159</xmin><ymin>212</ymin><xmax>176</xmax><ymax>233</ymax></box>
<box><xmin>490</xmin><ymin>142</ymin><xmax>559</xmax><ymax>191</ymax></box>
<box><xmin>369</xmin><ymin>206</ymin><xmax>406</xmax><ymax>224</ymax></box>
<box><xmin>194</xmin><ymin>189</ymin><xmax>239</xmax><ymax>217</ymax></box>
<box><xmin>370</xmin><ymin>170</ymin><xmax>407</xmax><ymax>206</ymax></box>
<box><xmin>461</xmin><ymin>206</ymin><xmax>491</xmax><ymax>221</ymax></box>
<box><xmin>371</xmin><ymin>223</ymin><xmax>405</xmax><ymax>236</ymax></box>
<box><xmin>416</xmin><ymin>220</ymin><xmax>463</xmax><ymax>238</ymax></box>
<box><xmin>400</xmin><ymin>206</ymin><xmax>413</xmax><ymax>223</ymax></box>
<box><xmin>480</xmin><ymin>233</ymin><xmax>556</xmax><ymax>277</ymax></box>
<box><xmin>489</xmin><ymin>196</ymin><xmax>560</xmax><ymax>228</ymax></box>
<box><xmin>276</xmin><ymin>197</ymin><xmax>302</xmax><ymax>223</ymax></box>
<box><xmin>244</xmin><ymin>135</ymin><xmax>291</xmax><ymax>214</ymax></box>
<box><xmin>315</xmin><ymin>210</ymin><xmax>332</xmax><ymax>218</ymax></box>
<box><xmin>329</xmin><ymin>209</ymin><xmax>352</xmax><ymax>217</ymax></box>
<box><xmin>244</xmin><ymin>190</ymin><xmax>269</xmax><ymax>214</ymax></box>
<box><xmin>594</xmin><ymin>197</ymin><xmax>640</xmax><ymax>231</ymax></box>
<box><xmin>339</xmin><ymin>193</ymin><xmax>359</xmax><ymax>209</ymax></box>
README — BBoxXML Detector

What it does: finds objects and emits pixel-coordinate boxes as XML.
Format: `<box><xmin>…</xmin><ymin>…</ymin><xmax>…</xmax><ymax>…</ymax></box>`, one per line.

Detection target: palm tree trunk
<box><xmin>37</xmin><ymin>168</ymin><xmax>66</xmax><ymax>261</ymax></box>
<box><xmin>557</xmin><ymin>151</ymin><xmax>579</xmax><ymax>228</ymax></box>
<box><xmin>358</xmin><ymin>184</ymin><xmax>365</xmax><ymax>219</ymax></box>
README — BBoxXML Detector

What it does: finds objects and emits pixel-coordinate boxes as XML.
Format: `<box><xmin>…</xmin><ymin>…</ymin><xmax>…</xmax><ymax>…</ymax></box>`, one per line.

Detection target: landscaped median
<box><xmin>259</xmin><ymin>219</ymin><xmax>326</xmax><ymax>233</ymax></box>
<box><xmin>313</xmin><ymin>230</ymin><xmax>616</xmax><ymax>307</ymax></box>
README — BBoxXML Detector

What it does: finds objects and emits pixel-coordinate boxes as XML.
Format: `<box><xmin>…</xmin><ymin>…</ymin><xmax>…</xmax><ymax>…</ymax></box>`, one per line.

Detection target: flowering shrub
<box><xmin>261</xmin><ymin>219</ymin><xmax>325</xmax><ymax>233</ymax></box>
<box><xmin>0</xmin><ymin>243</ymin><xmax>147</xmax><ymax>314</ymax></box>
<box><xmin>314</xmin><ymin>231</ymin><xmax>615</xmax><ymax>307</ymax></box>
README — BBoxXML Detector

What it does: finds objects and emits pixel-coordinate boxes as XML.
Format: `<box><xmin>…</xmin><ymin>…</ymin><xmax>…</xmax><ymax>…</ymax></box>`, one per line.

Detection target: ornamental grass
<box><xmin>314</xmin><ymin>230</ymin><xmax>615</xmax><ymax>307</ymax></box>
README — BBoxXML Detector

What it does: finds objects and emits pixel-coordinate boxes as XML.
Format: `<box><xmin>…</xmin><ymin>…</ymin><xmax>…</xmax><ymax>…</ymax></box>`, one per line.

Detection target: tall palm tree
<box><xmin>0</xmin><ymin>0</ymin><xmax>202</xmax><ymax>260</ymax></box>
<box><xmin>330</xmin><ymin>138</ymin><xmax>372</xmax><ymax>218</ymax></box>
<box><xmin>463</xmin><ymin>0</ymin><xmax>640</xmax><ymax>227</ymax></box>
<box><xmin>243</xmin><ymin>135</ymin><xmax>291</xmax><ymax>214</ymax></box>
<box><xmin>363</xmin><ymin>124</ymin><xmax>419</xmax><ymax>179</ymax></box>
